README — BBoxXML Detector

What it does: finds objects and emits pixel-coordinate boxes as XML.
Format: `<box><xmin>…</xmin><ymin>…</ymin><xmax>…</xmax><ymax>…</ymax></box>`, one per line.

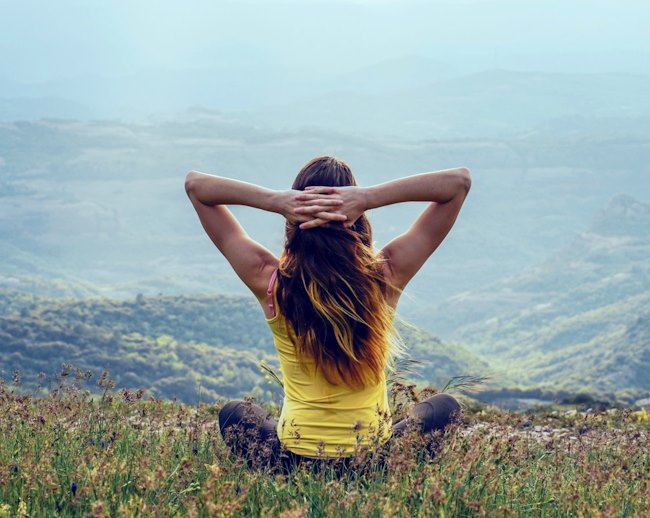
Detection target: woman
<box><xmin>185</xmin><ymin>156</ymin><xmax>471</xmax><ymax>469</ymax></box>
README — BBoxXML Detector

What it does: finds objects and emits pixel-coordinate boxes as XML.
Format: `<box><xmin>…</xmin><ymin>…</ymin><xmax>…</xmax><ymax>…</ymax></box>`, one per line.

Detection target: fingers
<box><xmin>298</xmin><ymin>212</ymin><xmax>347</xmax><ymax>229</ymax></box>
<box><xmin>303</xmin><ymin>186</ymin><xmax>337</xmax><ymax>194</ymax></box>
<box><xmin>299</xmin><ymin>218</ymin><xmax>327</xmax><ymax>230</ymax></box>
<box><xmin>294</xmin><ymin>193</ymin><xmax>342</xmax><ymax>203</ymax></box>
<box><xmin>294</xmin><ymin>203</ymin><xmax>343</xmax><ymax>214</ymax></box>
<box><xmin>315</xmin><ymin>211</ymin><xmax>347</xmax><ymax>221</ymax></box>
<box><xmin>297</xmin><ymin>208</ymin><xmax>347</xmax><ymax>220</ymax></box>
<box><xmin>297</xmin><ymin>198</ymin><xmax>343</xmax><ymax>207</ymax></box>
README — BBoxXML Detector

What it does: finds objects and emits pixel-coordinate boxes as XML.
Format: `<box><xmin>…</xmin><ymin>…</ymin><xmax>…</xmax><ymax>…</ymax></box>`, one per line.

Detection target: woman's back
<box><xmin>266</xmin><ymin>268</ymin><xmax>392</xmax><ymax>457</ymax></box>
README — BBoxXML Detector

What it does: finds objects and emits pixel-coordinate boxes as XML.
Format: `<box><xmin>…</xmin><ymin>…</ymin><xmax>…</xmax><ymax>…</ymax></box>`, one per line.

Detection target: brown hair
<box><xmin>276</xmin><ymin>156</ymin><xmax>401</xmax><ymax>389</ymax></box>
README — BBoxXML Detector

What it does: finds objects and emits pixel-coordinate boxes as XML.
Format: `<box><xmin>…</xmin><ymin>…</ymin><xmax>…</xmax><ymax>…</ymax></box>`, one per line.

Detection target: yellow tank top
<box><xmin>265</xmin><ymin>271</ymin><xmax>393</xmax><ymax>458</ymax></box>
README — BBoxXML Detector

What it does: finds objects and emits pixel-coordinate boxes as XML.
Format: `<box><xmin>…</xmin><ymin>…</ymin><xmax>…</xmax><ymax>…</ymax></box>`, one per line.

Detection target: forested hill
<box><xmin>418</xmin><ymin>194</ymin><xmax>650</xmax><ymax>398</ymax></box>
<box><xmin>0</xmin><ymin>291</ymin><xmax>488</xmax><ymax>404</ymax></box>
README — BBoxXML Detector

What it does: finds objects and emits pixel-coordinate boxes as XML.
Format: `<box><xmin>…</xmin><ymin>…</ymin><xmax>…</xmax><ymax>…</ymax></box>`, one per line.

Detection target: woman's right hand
<box><xmin>294</xmin><ymin>186</ymin><xmax>367</xmax><ymax>230</ymax></box>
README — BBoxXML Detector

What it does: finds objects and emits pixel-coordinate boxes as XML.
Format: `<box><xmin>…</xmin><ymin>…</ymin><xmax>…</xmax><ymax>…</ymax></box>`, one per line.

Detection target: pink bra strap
<box><xmin>266</xmin><ymin>268</ymin><xmax>279</xmax><ymax>317</ymax></box>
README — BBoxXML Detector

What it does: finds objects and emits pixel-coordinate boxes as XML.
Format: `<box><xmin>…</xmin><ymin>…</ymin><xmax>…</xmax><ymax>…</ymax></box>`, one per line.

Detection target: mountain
<box><xmin>415</xmin><ymin>194</ymin><xmax>650</xmax><ymax>396</ymax></box>
<box><xmin>244</xmin><ymin>70</ymin><xmax>650</xmax><ymax>139</ymax></box>
<box><xmin>0</xmin><ymin>292</ymin><xmax>488</xmax><ymax>404</ymax></box>
<box><xmin>4</xmin><ymin>69</ymin><xmax>650</xmax><ymax>141</ymax></box>
<box><xmin>0</xmin><ymin>56</ymin><xmax>455</xmax><ymax>123</ymax></box>
<box><xmin>329</xmin><ymin>56</ymin><xmax>457</xmax><ymax>94</ymax></box>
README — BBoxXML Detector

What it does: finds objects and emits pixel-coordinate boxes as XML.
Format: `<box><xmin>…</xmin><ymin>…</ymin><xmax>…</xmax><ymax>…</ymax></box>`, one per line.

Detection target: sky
<box><xmin>2</xmin><ymin>0</ymin><xmax>649</xmax><ymax>83</ymax></box>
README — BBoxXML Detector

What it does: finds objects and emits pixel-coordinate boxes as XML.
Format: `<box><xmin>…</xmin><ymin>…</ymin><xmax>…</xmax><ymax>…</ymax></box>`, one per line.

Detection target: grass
<box><xmin>0</xmin><ymin>367</ymin><xmax>648</xmax><ymax>517</ymax></box>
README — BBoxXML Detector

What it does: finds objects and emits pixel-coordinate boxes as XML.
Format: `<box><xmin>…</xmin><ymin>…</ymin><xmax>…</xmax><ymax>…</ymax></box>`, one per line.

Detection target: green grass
<box><xmin>0</xmin><ymin>371</ymin><xmax>648</xmax><ymax>517</ymax></box>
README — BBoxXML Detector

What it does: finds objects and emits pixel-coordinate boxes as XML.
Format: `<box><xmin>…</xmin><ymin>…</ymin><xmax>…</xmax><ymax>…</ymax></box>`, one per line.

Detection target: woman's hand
<box><xmin>294</xmin><ymin>186</ymin><xmax>367</xmax><ymax>230</ymax></box>
<box><xmin>277</xmin><ymin>189</ymin><xmax>348</xmax><ymax>228</ymax></box>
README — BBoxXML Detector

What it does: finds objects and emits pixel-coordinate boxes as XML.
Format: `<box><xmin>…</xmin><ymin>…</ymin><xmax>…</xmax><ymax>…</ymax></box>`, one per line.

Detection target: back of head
<box><xmin>277</xmin><ymin>156</ymin><xmax>398</xmax><ymax>389</ymax></box>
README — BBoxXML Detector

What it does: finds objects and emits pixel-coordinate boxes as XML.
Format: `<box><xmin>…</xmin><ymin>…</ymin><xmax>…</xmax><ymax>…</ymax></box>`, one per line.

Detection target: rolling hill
<box><xmin>1</xmin><ymin>115</ymin><xmax>648</xmax><ymax>310</ymax></box>
<box><xmin>415</xmin><ymin>194</ymin><xmax>650</xmax><ymax>396</ymax></box>
<box><xmin>0</xmin><ymin>291</ymin><xmax>488</xmax><ymax>404</ymax></box>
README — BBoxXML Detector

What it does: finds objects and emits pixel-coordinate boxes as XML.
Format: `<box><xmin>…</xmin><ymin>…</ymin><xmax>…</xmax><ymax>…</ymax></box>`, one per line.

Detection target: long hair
<box><xmin>276</xmin><ymin>156</ymin><xmax>403</xmax><ymax>389</ymax></box>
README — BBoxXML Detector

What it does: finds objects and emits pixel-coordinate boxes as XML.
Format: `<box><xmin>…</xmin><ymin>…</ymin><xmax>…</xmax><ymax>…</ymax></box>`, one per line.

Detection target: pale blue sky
<box><xmin>2</xmin><ymin>0</ymin><xmax>649</xmax><ymax>82</ymax></box>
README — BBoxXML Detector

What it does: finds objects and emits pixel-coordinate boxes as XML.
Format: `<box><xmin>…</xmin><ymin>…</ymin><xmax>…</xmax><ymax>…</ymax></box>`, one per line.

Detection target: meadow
<box><xmin>1</xmin><ymin>367</ymin><xmax>648</xmax><ymax>517</ymax></box>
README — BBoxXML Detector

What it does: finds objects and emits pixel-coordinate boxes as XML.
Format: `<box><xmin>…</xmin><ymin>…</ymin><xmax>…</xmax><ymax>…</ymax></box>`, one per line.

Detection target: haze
<box><xmin>2</xmin><ymin>0</ymin><xmax>649</xmax><ymax>119</ymax></box>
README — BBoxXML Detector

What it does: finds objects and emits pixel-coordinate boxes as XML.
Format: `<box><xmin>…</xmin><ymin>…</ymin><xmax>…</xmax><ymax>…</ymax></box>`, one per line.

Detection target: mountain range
<box><xmin>414</xmin><ymin>194</ymin><xmax>650</xmax><ymax>397</ymax></box>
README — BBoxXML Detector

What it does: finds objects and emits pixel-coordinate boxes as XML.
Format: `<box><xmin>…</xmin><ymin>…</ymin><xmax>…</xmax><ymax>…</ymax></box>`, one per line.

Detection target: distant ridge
<box><xmin>413</xmin><ymin>194</ymin><xmax>650</xmax><ymax>397</ymax></box>
<box><xmin>246</xmin><ymin>70</ymin><xmax>650</xmax><ymax>138</ymax></box>
<box><xmin>589</xmin><ymin>193</ymin><xmax>650</xmax><ymax>236</ymax></box>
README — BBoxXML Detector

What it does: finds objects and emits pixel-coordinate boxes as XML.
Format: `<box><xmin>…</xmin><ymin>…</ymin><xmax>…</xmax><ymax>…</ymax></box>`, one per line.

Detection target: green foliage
<box><xmin>0</xmin><ymin>293</ymin><xmax>284</xmax><ymax>404</ymax></box>
<box><xmin>0</xmin><ymin>291</ymin><xmax>487</xmax><ymax>404</ymax></box>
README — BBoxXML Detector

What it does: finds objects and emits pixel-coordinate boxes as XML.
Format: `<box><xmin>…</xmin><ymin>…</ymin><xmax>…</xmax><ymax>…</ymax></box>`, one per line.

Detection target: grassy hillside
<box><xmin>416</xmin><ymin>194</ymin><xmax>650</xmax><ymax>397</ymax></box>
<box><xmin>0</xmin><ymin>379</ymin><xmax>647</xmax><ymax>517</ymax></box>
<box><xmin>0</xmin><ymin>292</ymin><xmax>488</xmax><ymax>404</ymax></box>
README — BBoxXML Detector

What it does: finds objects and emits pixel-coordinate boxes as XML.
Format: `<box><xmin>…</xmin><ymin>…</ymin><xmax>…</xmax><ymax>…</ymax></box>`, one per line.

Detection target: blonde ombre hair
<box><xmin>276</xmin><ymin>156</ymin><xmax>404</xmax><ymax>389</ymax></box>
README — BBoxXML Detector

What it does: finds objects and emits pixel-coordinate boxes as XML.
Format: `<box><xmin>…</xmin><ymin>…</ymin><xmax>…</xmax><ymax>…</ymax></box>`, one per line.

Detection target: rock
<box><xmin>634</xmin><ymin>398</ymin><xmax>650</xmax><ymax>409</ymax></box>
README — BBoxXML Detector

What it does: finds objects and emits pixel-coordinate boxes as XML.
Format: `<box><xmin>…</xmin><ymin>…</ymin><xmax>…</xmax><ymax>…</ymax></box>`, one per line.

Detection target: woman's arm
<box><xmin>184</xmin><ymin>171</ymin><xmax>346</xmax><ymax>298</ymax></box>
<box><xmin>294</xmin><ymin>167</ymin><xmax>471</xmax><ymax>293</ymax></box>
<box><xmin>185</xmin><ymin>171</ymin><xmax>346</xmax><ymax>223</ymax></box>
<box><xmin>185</xmin><ymin>171</ymin><xmax>282</xmax><ymax>212</ymax></box>
<box><xmin>365</xmin><ymin>167</ymin><xmax>471</xmax><ymax>209</ymax></box>
<box><xmin>372</xmin><ymin>168</ymin><xmax>471</xmax><ymax>293</ymax></box>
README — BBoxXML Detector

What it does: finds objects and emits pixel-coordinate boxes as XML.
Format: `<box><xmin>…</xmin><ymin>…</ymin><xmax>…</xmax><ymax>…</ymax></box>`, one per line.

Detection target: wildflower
<box><xmin>89</xmin><ymin>438</ymin><xmax>95</xmax><ymax>446</ymax></box>
<box><xmin>204</xmin><ymin>463</ymin><xmax>221</xmax><ymax>477</ymax></box>
<box><xmin>12</xmin><ymin>463</ymin><xmax>18</xmax><ymax>474</ymax></box>
<box><xmin>71</xmin><ymin>482</ymin><xmax>77</xmax><ymax>496</ymax></box>
<box><xmin>192</xmin><ymin>444</ymin><xmax>198</xmax><ymax>455</ymax></box>
<box><xmin>100</xmin><ymin>439</ymin><xmax>106</xmax><ymax>448</ymax></box>
<box><xmin>92</xmin><ymin>500</ymin><xmax>104</xmax><ymax>516</ymax></box>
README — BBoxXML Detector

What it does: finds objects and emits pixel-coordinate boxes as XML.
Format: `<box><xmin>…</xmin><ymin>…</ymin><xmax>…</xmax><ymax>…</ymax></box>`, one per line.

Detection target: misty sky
<box><xmin>3</xmin><ymin>0</ymin><xmax>650</xmax><ymax>83</ymax></box>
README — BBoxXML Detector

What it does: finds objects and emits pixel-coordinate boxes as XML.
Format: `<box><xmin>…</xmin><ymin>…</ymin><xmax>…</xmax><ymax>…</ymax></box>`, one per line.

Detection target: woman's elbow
<box><xmin>184</xmin><ymin>170</ymin><xmax>200</xmax><ymax>195</ymax></box>
<box><xmin>457</xmin><ymin>167</ymin><xmax>472</xmax><ymax>194</ymax></box>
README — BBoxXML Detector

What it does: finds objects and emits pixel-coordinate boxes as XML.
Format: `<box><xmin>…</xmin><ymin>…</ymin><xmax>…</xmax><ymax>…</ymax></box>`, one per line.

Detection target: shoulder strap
<box><xmin>266</xmin><ymin>268</ymin><xmax>279</xmax><ymax>317</ymax></box>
